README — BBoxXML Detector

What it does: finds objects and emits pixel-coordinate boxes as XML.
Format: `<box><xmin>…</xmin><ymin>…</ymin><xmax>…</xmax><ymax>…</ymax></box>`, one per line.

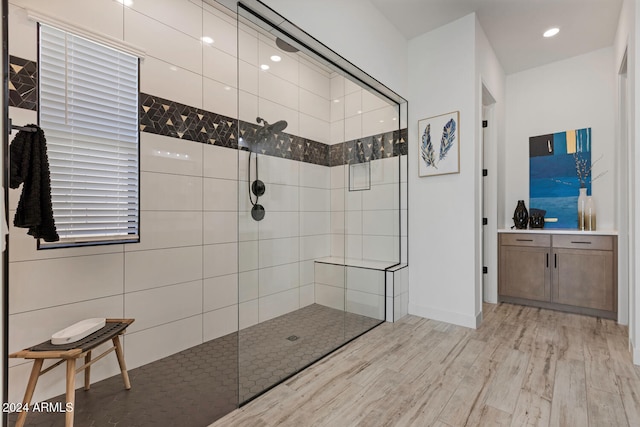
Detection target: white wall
<box><xmin>407</xmin><ymin>14</ymin><xmax>479</xmax><ymax>328</ymax></box>
<box><xmin>504</xmin><ymin>48</ymin><xmax>616</xmax><ymax>230</ymax></box>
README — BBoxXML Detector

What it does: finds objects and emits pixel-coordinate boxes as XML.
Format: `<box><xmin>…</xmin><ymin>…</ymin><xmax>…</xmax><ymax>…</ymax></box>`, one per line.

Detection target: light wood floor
<box><xmin>211</xmin><ymin>303</ymin><xmax>640</xmax><ymax>427</ymax></box>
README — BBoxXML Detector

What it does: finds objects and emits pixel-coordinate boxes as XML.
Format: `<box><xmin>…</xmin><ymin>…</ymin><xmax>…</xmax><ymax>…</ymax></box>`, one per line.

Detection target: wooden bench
<box><xmin>9</xmin><ymin>318</ymin><xmax>134</xmax><ymax>427</ymax></box>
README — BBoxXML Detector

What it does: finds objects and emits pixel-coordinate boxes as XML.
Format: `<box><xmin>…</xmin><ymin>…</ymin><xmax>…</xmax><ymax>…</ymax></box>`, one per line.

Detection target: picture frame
<box><xmin>418</xmin><ymin>111</ymin><xmax>460</xmax><ymax>177</ymax></box>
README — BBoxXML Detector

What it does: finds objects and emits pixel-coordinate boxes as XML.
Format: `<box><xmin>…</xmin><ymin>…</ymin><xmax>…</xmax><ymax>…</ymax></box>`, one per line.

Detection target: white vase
<box><xmin>586</xmin><ymin>195</ymin><xmax>596</xmax><ymax>231</ymax></box>
<box><xmin>577</xmin><ymin>187</ymin><xmax>587</xmax><ymax>230</ymax></box>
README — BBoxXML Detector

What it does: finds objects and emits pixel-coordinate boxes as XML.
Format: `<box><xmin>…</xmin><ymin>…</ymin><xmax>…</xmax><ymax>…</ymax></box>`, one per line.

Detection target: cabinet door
<box><xmin>499</xmin><ymin>245</ymin><xmax>550</xmax><ymax>301</ymax></box>
<box><xmin>552</xmin><ymin>248</ymin><xmax>614</xmax><ymax>311</ymax></box>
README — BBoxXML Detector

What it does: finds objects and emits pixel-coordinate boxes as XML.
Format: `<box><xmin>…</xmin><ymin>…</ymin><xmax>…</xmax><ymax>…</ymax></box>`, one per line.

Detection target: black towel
<box><xmin>9</xmin><ymin>124</ymin><xmax>59</xmax><ymax>242</ymax></box>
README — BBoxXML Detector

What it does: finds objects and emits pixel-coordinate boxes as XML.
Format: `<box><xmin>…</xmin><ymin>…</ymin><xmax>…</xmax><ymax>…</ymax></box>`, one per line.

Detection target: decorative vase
<box><xmin>577</xmin><ymin>187</ymin><xmax>587</xmax><ymax>230</ymax></box>
<box><xmin>585</xmin><ymin>196</ymin><xmax>596</xmax><ymax>231</ymax></box>
<box><xmin>513</xmin><ymin>200</ymin><xmax>529</xmax><ymax>229</ymax></box>
<box><xmin>529</xmin><ymin>208</ymin><xmax>546</xmax><ymax>229</ymax></box>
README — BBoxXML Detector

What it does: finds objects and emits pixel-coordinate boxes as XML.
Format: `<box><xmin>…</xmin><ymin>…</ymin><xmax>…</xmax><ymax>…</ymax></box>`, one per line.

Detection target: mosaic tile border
<box><xmin>9</xmin><ymin>56</ymin><xmax>408</xmax><ymax>166</ymax></box>
<box><xmin>8</xmin><ymin>55</ymin><xmax>38</xmax><ymax>111</ymax></box>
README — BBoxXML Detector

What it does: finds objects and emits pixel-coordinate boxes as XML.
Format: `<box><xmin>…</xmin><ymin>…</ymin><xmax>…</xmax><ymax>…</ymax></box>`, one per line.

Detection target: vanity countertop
<box><xmin>498</xmin><ymin>228</ymin><xmax>618</xmax><ymax>236</ymax></box>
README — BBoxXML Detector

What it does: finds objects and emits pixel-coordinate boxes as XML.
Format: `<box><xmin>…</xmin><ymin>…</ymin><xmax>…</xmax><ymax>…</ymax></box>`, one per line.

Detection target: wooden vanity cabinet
<box><xmin>498</xmin><ymin>232</ymin><xmax>617</xmax><ymax>319</ymax></box>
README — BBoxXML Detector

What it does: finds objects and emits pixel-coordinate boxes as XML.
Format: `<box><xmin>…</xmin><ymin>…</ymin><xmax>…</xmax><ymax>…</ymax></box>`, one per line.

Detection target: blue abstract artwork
<box><xmin>529</xmin><ymin>128</ymin><xmax>591</xmax><ymax>229</ymax></box>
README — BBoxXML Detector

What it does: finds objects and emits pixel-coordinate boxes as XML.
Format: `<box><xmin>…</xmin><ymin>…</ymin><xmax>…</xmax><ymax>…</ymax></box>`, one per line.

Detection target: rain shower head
<box><xmin>255</xmin><ymin>117</ymin><xmax>288</xmax><ymax>141</ymax></box>
<box><xmin>275</xmin><ymin>37</ymin><xmax>299</xmax><ymax>53</ymax></box>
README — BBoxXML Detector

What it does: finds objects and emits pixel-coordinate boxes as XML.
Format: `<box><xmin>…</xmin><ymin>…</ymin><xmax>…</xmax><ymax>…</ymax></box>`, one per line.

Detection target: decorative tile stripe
<box><xmin>8</xmin><ymin>56</ymin><xmax>38</xmax><ymax>111</ymax></box>
<box><xmin>8</xmin><ymin>56</ymin><xmax>408</xmax><ymax>166</ymax></box>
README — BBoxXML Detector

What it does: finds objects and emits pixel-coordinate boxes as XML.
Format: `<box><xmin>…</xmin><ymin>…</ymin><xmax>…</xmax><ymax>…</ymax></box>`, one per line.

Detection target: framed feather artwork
<box><xmin>418</xmin><ymin>111</ymin><xmax>460</xmax><ymax>177</ymax></box>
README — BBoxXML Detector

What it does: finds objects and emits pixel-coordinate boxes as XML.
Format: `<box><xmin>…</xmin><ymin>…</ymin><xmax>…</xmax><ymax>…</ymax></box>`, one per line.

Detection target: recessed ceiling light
<box><xmin>333</xmin><ymin>99</ymin><xmax>340</xmax><ymax>103</ymax></box>
<box><xmin>270</xmin><ymin>55</ymin><xmax>281</xmax><ymax>62</ymax></box>
<box><xmin>357</xmin><ymin>110</ymin><xmax>362</xmax><ymax>114</ymax></box>
<box><xmin>543</xmin><ymin>27</ymin><xmax>560</xmax><ymax>38</ymax></box>
<box><xmin>260</xmin><ymin>64</ymin><xmax>270</xmax><ymax>71</ymax></box>
<box><xmin>117</xmin><ymin>0</ymin><xmax>133</xmax><ymax>6</ymax></box>
<box><xmin>201</xmin><ymin>36</ymin><xmax>214</xmax><ymax>44</ymax></box>
<box><xmin>169</xmin><ymin>66</ymin><xmax>177</xmax><ymax>71</ymax></box>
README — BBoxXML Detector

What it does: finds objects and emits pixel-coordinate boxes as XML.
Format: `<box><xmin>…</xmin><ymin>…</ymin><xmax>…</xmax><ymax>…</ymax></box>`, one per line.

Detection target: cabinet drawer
<box><xmin>500</xmin><ymin>233</ymin><xmax>550</xmax><ymax>247</ymax></box>
<box><xmin>552</xmin><ymin>235</ymin><xmax>613</xmax><ymax>251</ymax></box>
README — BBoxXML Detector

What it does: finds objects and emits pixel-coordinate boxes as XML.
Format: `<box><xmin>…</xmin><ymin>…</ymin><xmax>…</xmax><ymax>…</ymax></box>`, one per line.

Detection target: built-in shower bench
<box><xmin>313</xmin><ymin>257</ymin><xmax>408</xmax><ymax>322</ymax></box>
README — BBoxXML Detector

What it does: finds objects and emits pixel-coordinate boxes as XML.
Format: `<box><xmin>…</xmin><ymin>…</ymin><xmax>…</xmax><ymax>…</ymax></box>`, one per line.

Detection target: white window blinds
<box><xmin>39</xmin><ymin>24</ymin><xmax>140</xmax><ymax>246</ymax></box>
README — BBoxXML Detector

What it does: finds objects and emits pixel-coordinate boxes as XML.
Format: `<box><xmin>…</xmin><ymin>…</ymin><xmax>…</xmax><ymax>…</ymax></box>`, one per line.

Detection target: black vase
<box><xmin>513</xmin><ymin>200</ymin><xmax>529</xmax><ymax>229</ymax></box>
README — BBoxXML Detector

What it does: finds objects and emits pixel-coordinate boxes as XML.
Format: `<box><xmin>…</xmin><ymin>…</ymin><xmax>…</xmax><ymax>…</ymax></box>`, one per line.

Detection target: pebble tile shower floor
<box><xmin>8</xmin><ymin>304</ymin><xmax>381</xmax><ymax>427</ymax></box>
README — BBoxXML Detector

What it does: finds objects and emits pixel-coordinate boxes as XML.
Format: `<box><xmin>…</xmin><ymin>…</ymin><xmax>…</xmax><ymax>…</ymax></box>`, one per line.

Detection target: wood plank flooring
<box><xmin>211</xmin><ymin>303</ymin><xmax>640</xmax><ymax>427</ymax></box>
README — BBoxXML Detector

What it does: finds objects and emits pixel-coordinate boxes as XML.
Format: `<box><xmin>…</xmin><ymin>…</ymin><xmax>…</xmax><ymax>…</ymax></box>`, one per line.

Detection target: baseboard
<box><xmin>408</xmin><ymin>303</ymin><xmax>478</xmax><ymax>329</ymax></box>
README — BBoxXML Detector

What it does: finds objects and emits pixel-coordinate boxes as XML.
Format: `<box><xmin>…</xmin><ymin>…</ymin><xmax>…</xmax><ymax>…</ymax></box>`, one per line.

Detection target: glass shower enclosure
<box><xmin>235</xmin><ymin>0</ymin><xmax>407</xmax><ymax>403</ymax></box>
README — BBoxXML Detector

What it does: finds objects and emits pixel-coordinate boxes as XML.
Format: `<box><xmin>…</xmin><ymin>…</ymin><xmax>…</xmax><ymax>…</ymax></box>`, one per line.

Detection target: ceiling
<box><xmin>368</xmin><ymin>0</ymin><xmax>623</xmax><ymax>74</ymax></box>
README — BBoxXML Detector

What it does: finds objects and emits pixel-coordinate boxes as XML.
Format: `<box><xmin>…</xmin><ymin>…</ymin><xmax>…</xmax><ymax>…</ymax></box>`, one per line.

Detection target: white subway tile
<box><xmin>203</xmin><ymin>7</ymin><xmax>237</xmax><ymax>57</ymax></box>
<box><xmin>346</xmin><ymin>289</ymin><xmax>384</xmax><ymax>319</ymax></box>
<box><xmin>370</xmin><ymin>157</ymin><xmax>400</xmax><ymax>186</ymax></box>
<box><xmin>203</xmin><ymin>77</ymin><xmax>237</xmax><ymax>120</ymax></box>
<box><xmin>10</xmin><ymin>253</ymin><xmax>124</xmax><ymax>314</ymax></box>
<box><xmin>362</xmin><ymin>107</ymin><xmax>398</xmax><ymax>136</ymax></box>
<box><xmin>362</xmin><ymin>90</ymin><xmax>392</xmax><ymax>113</ymax></box>
<box><xmin>331</xmin><ymin>120</ymin><xmax>345</xmax><ymax>145</ymax></box>
<box><xmin>299</xmin><ymin>114</ymin><xmax>330</xmax><ymax>144</ymax></box>
<box><xmin>203</xmin><ymin>178</ymin><xmax>237</xmax><ymax>211</ymax></box>
<box><xmin>261</xmin><ymin>184</ymin><xmax>299</xmax><ymax>212</ymax></box>
<box><xmin>346</xmin><ymin>267</ymin><xmax>384</xmax><ymax>295</ymax></box>
<box><xmin>346</xmin><ymin>211</ymin><xmax>362</xmax><ymax>235</ymax></box>
<box><xmin>203</xmin><ymin>46</ymin><xmax>237</xmax><ymax>88</ymax></box>
<box><xmin>125</xmin><ymin>315</ymin><xmax>202</xmax><ymax>369</ymax></box>
<box><xmin>259</xmin><ymin>263</ymin><xmax>299</xmax><ymax>297</ymax></box>
<box><xmin>345</xmin><ymin>115</ymin><xmax>362</xmax><ymax>141</ymax></box>
<box><xmin>331</xmin><ymin>189</ymin><xmax>345</xmax><ymax>212</ymax></box>
<box><xmin>299</xmin><ymin>162</ymin><xmax>330</xmax><ymax>189</ymax></box>
<box><xmin>362</xmin><ymin>210</ymin><xmax>397</xmax><ymax>237</ymax></box>
<box><xmin>131</xmin><ymin>211</ymin><xmax>203</xmax><ymax>251</ymax></box>
<box><xmin>259</xmin><ymin>237</ymin><xmax>299</xmax><ymax>268</ymax></box>
<box><xmin>300</xmin><ymin>284</ymin><xmax>314</xmax><ymax>307</ymax></box>
<box><xmin>259</xmin><ymin>288</ymin><xmax>299</xmax><ymax>322</ymax></box>
<box><xmin>239</xmin><ymin>90</ymin><xmax>259</xmax><ymax>124</ymax></box>
<box><xmin>315</xmin><ymin>263</ymin><xmax>345</xmax><ymax>287</ymax></box>
<box><xmin>239</xmin><ymin>270</ymin><xmax>259</xmax><ymax>302</ymax></box>
<box><xmin>259</xmin><ymin>212</ymin><xmax>299</xmax><ymax>240</ymax></box>
<box><xmin>259</xmin><ymin>155</ymin><xmax>300</xmax><ymax>186</ymax></box>
<box><xmin>258</xmin><ymin>39</ymin><xmax>298</xmax><ymax>84</ymax></box>
<box><xmin>125</xmin><ymin>280</ymin><xmax>202</xmax><ymax>333</ymax></box>
<box><xmin>141</xmin><ymin>133</ymin><xmax>203</xmax><ymax>176</ymax></box>
<box><xmin>300</xmin><ymin>235</ymin><xmax>330</xmax><ymax>261</ymax></box>
<box><xmin>239</xmin><ymin>62</ymin><xmax>259</xmax><ymax>95</ymax></box>
<box><xmin>238</xmin><ymin>28</ymin><xmax>258</xmax><ymax>66</ymax></box>
<box><xmin>238</xmin><ymin>241</ymin><xmax>258</xmax><ymax>272</ymax></box>
<box><xmin>239</xmin><ymin>210</ymin><xmax>259</xmax><ymax>242</ymax></box>
<box><xmin>141</xmin><ymin>56</ymin><xmax>203</xmax><ymax>109</ymax></box>
<box><xmin>204</xmin><ymin>274</ymin><xmax>238</xmax><ymax>312</ymax></box>
<box><xmin>259</xmin><ymin>71</ymin><xmax>298</xmax><ymax>110</ymax></box>
<box><xmin>125</xmin><ymin>246</ymin><xmax>202</xmax><ymax>293</ymax></box>
<box><xmin>203</xmin><ymin>144</ymin><xmax>237</xmax><ymax>179</ymax></box>
<box><xmin>204</xmin><ymin>242</ymin><xmax>238</xmax><ymax>278</ymax></box>
<box><xmin>299</xmin><ymin>61</ymin><xmax>330</xmax><ymax>98</ymax></box>
<box><xmin>299</xmin><ymin>260</ymin><xmax>315</xmax><ymax>286</ymax></box>
<box><xmin>130</xmin><ymin>0</ymin><xmax>203</xmax><ymax>39</ymax></box>
<box><xmin>362</xmin><ymin>183</ymin><xmax>398</xmax><ymax>211</ymax></box>
<box><xmin>125</xmin><ymin>9</ymin><xmax>202</xmax><ymax>74</ymax></box>
<box><xmin>300</xmin><ymin>89</ymin><xmax>331</xmax><ymax>122</ymax></box>
<box><xmin>346</xmin><ymin>235</ymin><xmax>362</xmax><ymax>259</ymax></box>
<box><xmin>400</xmin><ymin>155</ymin><xmax>408</xmax><ymax>183</ymax></box>
<box><xmin>204</xmin><ymin>211</ymin><xmax>237</xmax><ymax>244</ymax></box>
<box><xmin>300</xmin><ymin>212</ymin><xmax>330</xmax><ymax>236</ymax></box>
<box><xmin>300</xmin><ymin>188</ymin><xmax>330</xmax><ymax>212</ymax></box>
<box><xmin>141</xmin><ymin>172</ymin><xmax>203</xmax><ymax>211</ymax></box>
<box><xmin>315</xmin><ymin>284</ymin><xmax>344</xmax><ymax>311</ymax></box>
<box><xmin>362</xmin><ymin>235</ymin><xmax>399</xmax><ymax>263</ymax></box>
<box><xmin>345</xmin><ymin>92</ymin><xmax>362</xmax><ymax>119</ymax></box>
<box><xmin>330</xmin><ymin>96</ymin><xmax>345</xmax><ymax>122</ymax></box>
<box><xmin>344</xmin><ymin>78</ymin><xmax>361</xmax><ymax>95</ymax></box>
<box><xmin>331</xmin><ymin>165</ymin><xmax>346</xmax><ymax>189</ymax></box>
<box><xmin>330</xmin><ymin>75</ymin><xmax>345</xmax><ymax>100</ymax></box>
<box><xmin>331</xmin><ymin>234</ymin><xmax>345</xmax><ymax>258</ymax></box>
<box><xmin>239</xmin><ymin>300</ymin><xmax>259</xmax><ymax>329</ymax></box>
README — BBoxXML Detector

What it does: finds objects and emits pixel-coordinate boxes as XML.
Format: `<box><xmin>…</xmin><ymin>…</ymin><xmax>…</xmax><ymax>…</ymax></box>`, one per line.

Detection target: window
<box><xmin>39</xmin><ymin>24</ymin><xmax>140</xmax><ymax>247</ymax></box>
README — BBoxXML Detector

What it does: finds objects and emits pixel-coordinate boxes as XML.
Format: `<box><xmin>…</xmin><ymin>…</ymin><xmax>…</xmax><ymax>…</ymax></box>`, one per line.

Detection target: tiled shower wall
<box><xmin>6</xmin><ymin>0</ymin><xmax>407</xmax><ymax>403</ymax></box>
